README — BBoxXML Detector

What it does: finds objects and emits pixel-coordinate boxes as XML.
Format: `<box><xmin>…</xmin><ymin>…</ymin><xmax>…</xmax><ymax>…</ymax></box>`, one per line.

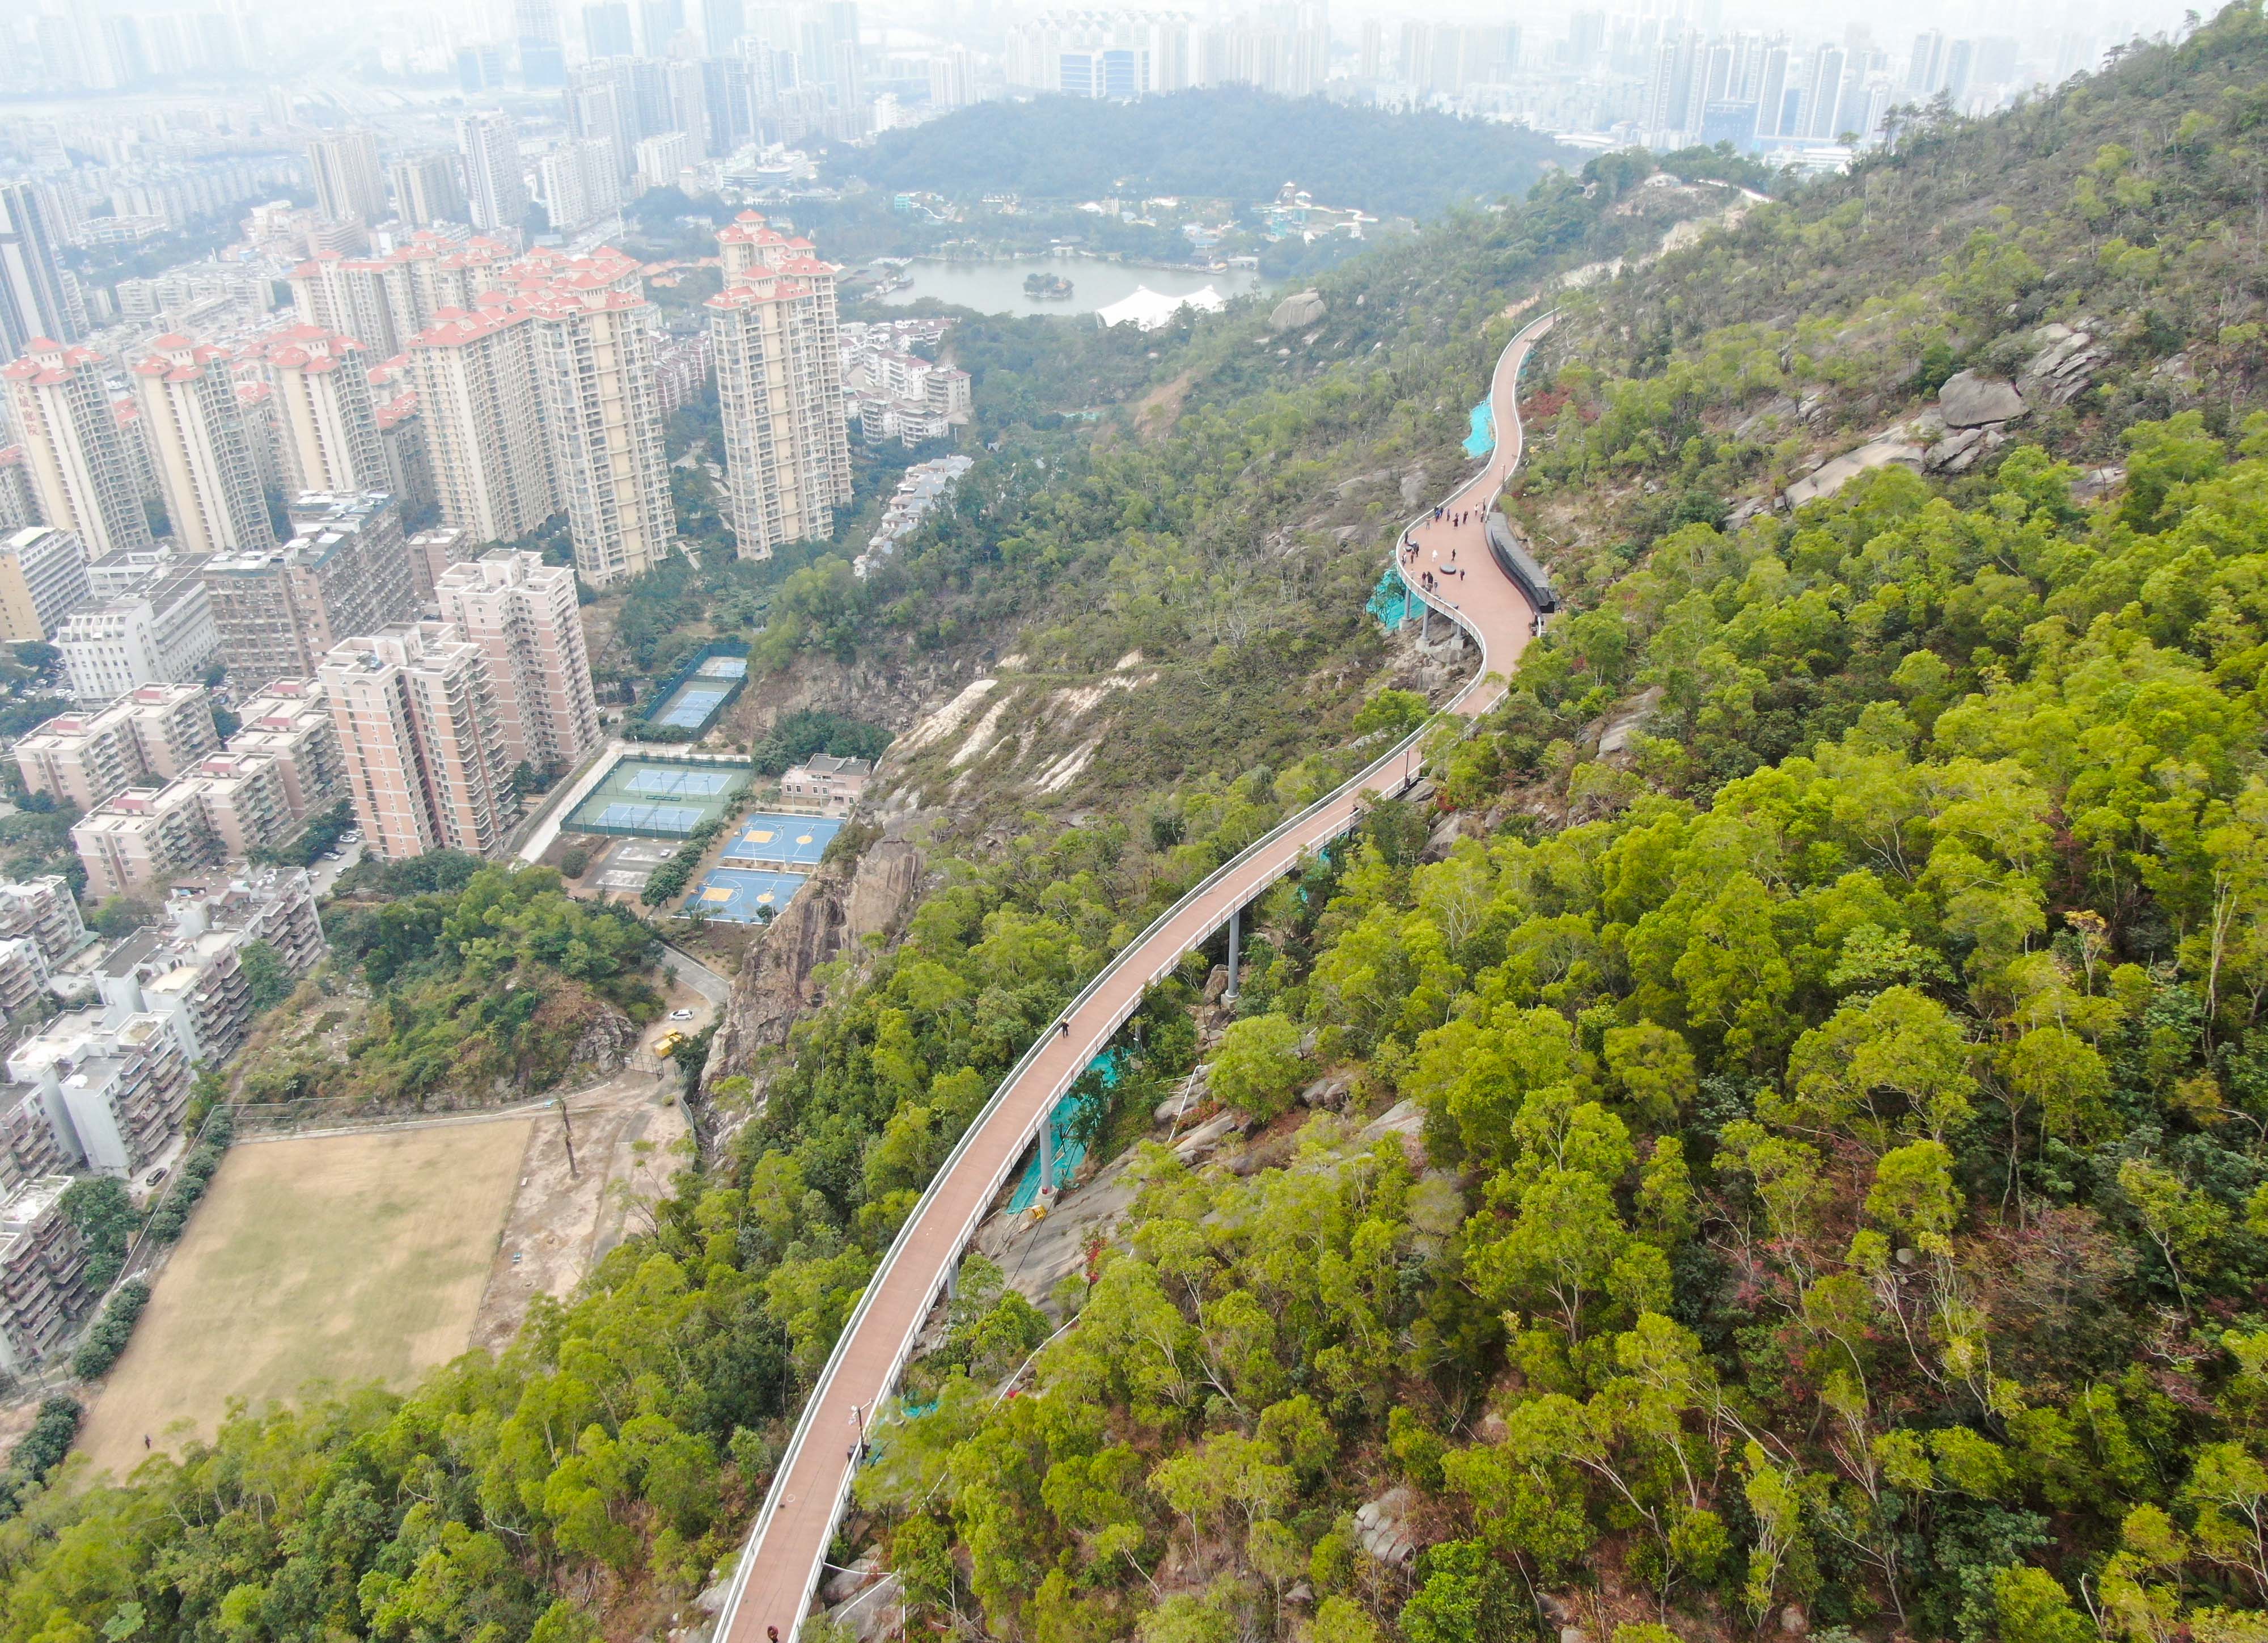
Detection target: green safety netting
<box><xmin>1008</xmin><ymin>1050</ymin><xmax>1121</xmax><ymax>1211</ymax></box>
<box><xmin>1366</xmin><ymin>565</ymin><xmax>1411</xmax><ymax>631</ymax></box>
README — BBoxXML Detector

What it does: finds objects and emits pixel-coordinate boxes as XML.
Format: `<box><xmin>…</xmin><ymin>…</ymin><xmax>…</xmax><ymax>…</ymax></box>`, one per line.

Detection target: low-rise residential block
<box><xmin>14</xmin><ymin>684</ymin><xmax>219</xmax><ymax>812</ymax></box>
<box><xmin>225</xmin><ymin>679</ymin><xmax>344</xmax><ymax>821</ymax></box>
<box><xmin>780</xmin><ymin>753</ymin><xmax>874</xmax><ymax>812</ymax></box>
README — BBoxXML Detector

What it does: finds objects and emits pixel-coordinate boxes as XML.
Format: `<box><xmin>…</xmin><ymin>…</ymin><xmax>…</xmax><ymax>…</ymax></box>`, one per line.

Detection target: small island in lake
<box><xmin>1023</xmin><ymin>271</ymin><xmax>1075</xmax><ymax>300</ymax></box>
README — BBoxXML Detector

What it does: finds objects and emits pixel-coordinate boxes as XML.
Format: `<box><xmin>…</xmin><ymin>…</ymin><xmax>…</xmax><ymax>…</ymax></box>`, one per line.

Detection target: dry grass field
<box><xmin>78</xmin><ymin>1118</ymin><xmax>534</xmax><ymax>1479</ymax></box>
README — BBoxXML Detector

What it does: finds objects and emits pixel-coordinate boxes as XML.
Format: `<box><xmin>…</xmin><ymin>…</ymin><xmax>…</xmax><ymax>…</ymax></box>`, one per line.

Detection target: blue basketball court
<box><xmin>684</xmin><ymin>867</ymin><xmax>806</xmax><ymax>923</ymax></box>
<box><xmin>721</xmin><ymin>813</ymin><xmax>841</xmax><ymax>868</ymax></box>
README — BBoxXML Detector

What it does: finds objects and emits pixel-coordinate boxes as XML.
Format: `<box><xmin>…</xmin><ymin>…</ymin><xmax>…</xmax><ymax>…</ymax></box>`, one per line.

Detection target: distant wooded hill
<box><xmin>829</xmin><ymin>88</ymin><xmax>1573</xmax><ymax>217</ymax></box>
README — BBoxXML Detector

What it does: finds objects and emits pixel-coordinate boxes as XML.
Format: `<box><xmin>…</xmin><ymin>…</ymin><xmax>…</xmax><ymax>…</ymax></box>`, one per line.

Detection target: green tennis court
<box><xmin>564</xmin><ymin>754</ymin><xmax>754</xmax><ymax>839</ymax></box>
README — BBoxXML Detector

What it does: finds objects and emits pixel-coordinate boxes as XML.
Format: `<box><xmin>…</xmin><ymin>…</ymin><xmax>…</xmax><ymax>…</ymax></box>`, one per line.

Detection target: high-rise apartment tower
<box><xmin>705</xmin><ymin>213</ymin><xmax>849</xmax><ymax>561</ymax></box>
<box><xmin>1</xmin><ymin>341</ymin><xmax>153</xmax><ymax>560</ymax></box>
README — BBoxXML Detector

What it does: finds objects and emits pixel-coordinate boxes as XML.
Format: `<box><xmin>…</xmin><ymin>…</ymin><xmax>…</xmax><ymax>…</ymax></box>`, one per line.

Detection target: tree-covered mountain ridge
<box><xmin>827</xmin><ymin>13</ymin><xmax>2268</xmax><ymax>1643</ymax></box>
<box><xmin>830</xmin><ymin>88</ymin><xmax>1571</xmax><ymax>220</ymax></box>
<box><xmin>1512</xmin><ymin>2</ymin><xmax>2268</xmax><ymax>605</ymax></box>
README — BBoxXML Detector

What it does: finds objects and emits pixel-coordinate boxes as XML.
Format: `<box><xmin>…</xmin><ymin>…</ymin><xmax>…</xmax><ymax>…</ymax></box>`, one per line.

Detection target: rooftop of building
<box><xmin>18</xmin><ymin>683</ymin><xmax>210</xmax><ymax>747</ymax></box>
<box><xmin>74</xmin><ymin>780</ymin><xmax>209</xmax><ymax>831</ymax></box>
<box><xmin>0</xmin><ymin>1175</ymin><xmax>74</xmax><ymax>1236</ymax></box>
<box><xmin>790</xmin><ymin>754</ymin><xmax>874</xmax><ymax>779</ymax></box>
<box><xmin>59</xmin><ymin>567</ymin><xmax>210</xmax><ymax>627</ymax></box>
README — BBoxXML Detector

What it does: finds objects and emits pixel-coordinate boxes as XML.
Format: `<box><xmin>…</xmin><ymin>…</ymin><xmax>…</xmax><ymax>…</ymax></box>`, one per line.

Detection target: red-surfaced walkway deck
<box><xmin>714</xmin><ymin>310</ymin><xmax>1558</xmax><ymax>1643</ymax></box>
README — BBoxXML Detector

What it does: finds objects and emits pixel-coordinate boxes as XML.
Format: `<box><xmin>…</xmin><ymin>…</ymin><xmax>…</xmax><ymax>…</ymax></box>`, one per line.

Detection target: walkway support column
<box><xmin>1037</xmin><ymin>1115</ymin><xmax>1054</xmax><ymax>1197</ymax></box>
<box><xmin>1225</xmin><ymin>907</ymin><xmax>1241</xmax><ymax>1003</ymax></box>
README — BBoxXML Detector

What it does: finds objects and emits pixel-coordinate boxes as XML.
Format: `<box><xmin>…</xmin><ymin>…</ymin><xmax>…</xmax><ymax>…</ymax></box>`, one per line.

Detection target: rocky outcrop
<box><xmin>846</xmin><ymin>838</ymin><xmax>924</xmax><ymax>946</ymax></box>
<box><xmin>1596</xmin><ymin>684</ymin><xmax>1665</xmax><ymax>755</ymax></box>
<box><xmin>1784</xmin><ymin>426</ymin><xmax>1926</xmax><ymax>508</ymax></box>
<box><xmin>1270</xmin><ymin>289</ymin><xmax>1326</xmax><ymax>331</ymax></box>
<box><xmin>567</xmin><ymin>1002</ymin><xmax>640</xmax><ymax>1074</ymax></box>
<box><xmin>699</xmin><ymin>839</ymin><xmax>928</xmax><ymax>1099</ymax></box>
<box><xmin>701</xmin><ymin>877</ymin><xmax>845</xmax><ymax>1093</ymax></box>
<box><xmin>1923</xmin><ymin>423</ymin><xmax>2004</xmax><ymax>474</ymax></box>
<box><xmin>823</xmin><ymin>1575</ymin><xmax>902</xmax><ymax>1643</ymax></box>
<box><xmin>1353</xmin><ymin>1486</ymin><xmax>1420</xmax><ymax>1567</ymax></box>
<box><xmin>1936</xmin><ymin>370</ymin><xmax>2028</xmax><ymax>429</ymax></box>
<box><xmin>2017</xmin><ymin>320</ymin><xmax>2110</xmax><ymax>407</ymax></box>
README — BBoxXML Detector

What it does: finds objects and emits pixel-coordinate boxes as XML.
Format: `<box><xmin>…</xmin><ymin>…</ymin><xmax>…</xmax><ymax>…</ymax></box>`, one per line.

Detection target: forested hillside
<box><xmin>831</xmin><ymin>89</ymin><xmax>1569</xmax><ymax>218</ymax></box>
<box><xmin>1514</xmin><ymin>10</ymin><xmax>2268</xmax><ymax>592</ymax></box>
<box><xmin>840</xmin><ymin>13</ymin><xmax>2268</xmax><ymax>1643</ymax></box>
<box><xmin>10</xmin><ymin>10</ymin><xmax>2268</xmax><ymax>1643</ymax></box>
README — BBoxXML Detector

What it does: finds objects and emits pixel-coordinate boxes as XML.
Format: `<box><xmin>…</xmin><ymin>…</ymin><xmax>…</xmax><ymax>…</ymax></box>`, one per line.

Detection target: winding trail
<box><xmin>714</xmin><ymin>309</ymin><xmax>1558</xmax><ymax>1643</ymax></box>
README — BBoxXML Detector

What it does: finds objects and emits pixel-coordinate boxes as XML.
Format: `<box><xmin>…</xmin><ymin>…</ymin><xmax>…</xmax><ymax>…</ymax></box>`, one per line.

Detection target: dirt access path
<box><xmin>468</xmin><ymin>973</ymin><xmax>705</xmax><ymax>1351</ymax></box>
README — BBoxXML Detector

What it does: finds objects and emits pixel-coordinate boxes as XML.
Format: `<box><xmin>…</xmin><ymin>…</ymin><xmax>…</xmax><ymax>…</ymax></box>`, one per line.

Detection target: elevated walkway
<box><xmin>713</xmin><ymin>310</ymin><xmax>1560</xmax><ymax>1643</ymax></box>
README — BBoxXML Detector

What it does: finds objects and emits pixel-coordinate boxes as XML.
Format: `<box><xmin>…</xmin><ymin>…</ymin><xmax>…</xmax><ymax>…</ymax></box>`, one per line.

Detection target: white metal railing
<box><xmin>712</xmin><ymin>308</ymin><xmax>1558</xmax><ymax>1642</ymax></box>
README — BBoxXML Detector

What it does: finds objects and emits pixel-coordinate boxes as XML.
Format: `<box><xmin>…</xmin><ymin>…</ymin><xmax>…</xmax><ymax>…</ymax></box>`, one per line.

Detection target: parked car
<box><xmin>670</xmin><ymin>1008</ymin><xmax>695</xmax><ymax>1020</ymax></box>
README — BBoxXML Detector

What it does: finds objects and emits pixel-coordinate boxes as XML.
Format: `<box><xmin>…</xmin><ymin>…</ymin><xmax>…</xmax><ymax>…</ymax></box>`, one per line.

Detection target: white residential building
<box><xmin>458</xmin><ymin>112</ymin><xmax>530</xmax><ymax>234</ymax></box>
<box><xmin>0</xmin><ymin>525</ymin><xmax>90</xmax><ymax>643</ymax></box>
<box><xmin>538</xmin><ymin>138</ymin><xmax>621</xmax><ymax>235</ymax></box>
<box><xmin>57</xmin><ymin>568</ymin><xmax>220</xmax><ymax>703</ymax></box>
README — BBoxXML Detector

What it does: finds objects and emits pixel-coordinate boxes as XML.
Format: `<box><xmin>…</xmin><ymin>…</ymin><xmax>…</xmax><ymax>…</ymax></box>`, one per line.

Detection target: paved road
<box><xmin>308</xmin><ymin>842</ymin><xmax>362</xmax><ymax>895</ymax></box>
<box><xmin>517</xmin><ymin>740</ymin><xmax>626</xmax><ymax>865</ymax></box>
<box><xmin>713</xmin><ymin>311</ymin><xmax>1558</xmax><ymax>1643</ymax></box>
<box><xmin>659</xmin><ymin>942</ymin><xmax>730</xmax><ymax>1007</ymax></box>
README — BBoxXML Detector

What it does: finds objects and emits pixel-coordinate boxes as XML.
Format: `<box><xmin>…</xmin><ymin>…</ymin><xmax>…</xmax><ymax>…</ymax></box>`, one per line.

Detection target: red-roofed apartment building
<box><xmin>705</xmin><ymin>212</ymin><xmax>851</xmax><ymax>561</ymax></box>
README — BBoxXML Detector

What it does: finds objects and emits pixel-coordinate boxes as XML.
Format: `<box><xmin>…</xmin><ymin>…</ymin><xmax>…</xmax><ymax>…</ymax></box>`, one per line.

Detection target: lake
<box><xmin>868</xmin><ymin>255</ymin><xmax>1266</xmax><ymax>319</ymax></box>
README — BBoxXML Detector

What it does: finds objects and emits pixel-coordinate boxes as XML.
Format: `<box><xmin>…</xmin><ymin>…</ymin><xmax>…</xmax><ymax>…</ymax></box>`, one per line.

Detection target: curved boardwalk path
<box><xmin>716</xmin><ymin>309</ymin><xmax>1558</xmax><ymax>1643</ymax></box>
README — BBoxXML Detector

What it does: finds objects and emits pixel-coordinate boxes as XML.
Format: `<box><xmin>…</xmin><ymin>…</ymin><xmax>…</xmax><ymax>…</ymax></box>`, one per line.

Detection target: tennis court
<box><xmin>685</xmin><ymin>867</ymin><xmax>806</xmax><ymax>923</ymax></box>
<box><xmin>627</xmin><ymin>767</ymin><xmax>737</xmax><ymax>797</ymax></box>
<box><xmin>564</xmin><ymin>754</ymin><xmax>754</xmax><ymax>839</ymax></box>
<box><xmin>593</xmin><ymin>800</ymin><xmax>705</xmax><ymax>832</ymax></box>
<box><xmin>697</xmin><ymin>656</ymin><xmax>750</xmax><ymax>679</ymax></box>
<box><xmin>721</xmin><ymin>814</ymin><xmax>841</xmax><ymax>869</ymax></box>
<box><xmin>653</xmin><ymin>684</ymin><xmax>731</xmax><ymax>730</ymax></box>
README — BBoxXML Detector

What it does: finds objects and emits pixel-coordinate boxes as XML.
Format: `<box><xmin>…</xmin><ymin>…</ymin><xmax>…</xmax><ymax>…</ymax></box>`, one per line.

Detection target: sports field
<box><xmin>646</xmin><ymin>654</ymin><xmax>750</xmax><ymax>732</ymax></box>
<box><xmin>685</xmin><ymin>867</ymin><xmax>806</xmax><ymax>922</ymax></box>
<box><xmin>564</xmin><ymin>754</ymin><xmax>754</xmax><ymax>839</ymax></box>
<box><xmin>720</xmin><ymin>813</ymin><xmax>841</xmax><ymax>868</ymax></box>
<box><xmin>78</xmin><ymin>1119</ymin><xmax>532</xmax><ymax>1475</ymax></box>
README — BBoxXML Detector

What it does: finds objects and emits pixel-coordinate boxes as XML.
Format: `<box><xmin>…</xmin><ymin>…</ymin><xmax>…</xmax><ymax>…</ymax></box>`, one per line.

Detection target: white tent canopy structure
<box><xmin>1094</xmin><ymin>283</ymin><xmax>1225</xmax><ymax>330</ymax></box>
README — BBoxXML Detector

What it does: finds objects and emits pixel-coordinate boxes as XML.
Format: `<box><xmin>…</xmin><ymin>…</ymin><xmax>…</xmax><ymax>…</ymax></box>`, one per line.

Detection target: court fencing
<box><xmin>231</xmin><ymin>1055</ymin><xmax>676</xmax><ymax>1142</ymax></box>
<box><xmin>640</xmin><ymin>641</ymin><xmax>752</xmax><ymax>737</ymax></box>
<box><xmin>564</xmin><ymin>751</ymin><xmax>756</xmax><ymax>840</ymax></box>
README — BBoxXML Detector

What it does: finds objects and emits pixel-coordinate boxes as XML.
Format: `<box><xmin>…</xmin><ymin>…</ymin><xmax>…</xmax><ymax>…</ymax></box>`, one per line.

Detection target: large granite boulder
<box><xmin>1936</xmin><ymin>370</ymin><xmax>2028</xmax><ymax>428</ymax></box>
<box><xmin>1270</xmin><ymin>289</ymin><xmax>1326</xmax><ymax>331</ymax></box>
